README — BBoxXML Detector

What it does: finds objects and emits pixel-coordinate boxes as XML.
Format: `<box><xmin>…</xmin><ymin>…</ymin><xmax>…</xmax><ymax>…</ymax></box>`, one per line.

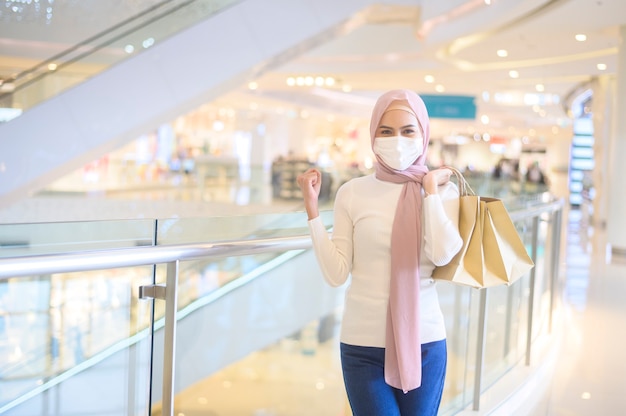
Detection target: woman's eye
<box><xmin>402</xmin><ymin>128</ymin><xmax>416</xmax><ymax>135</ymax></box>
<box><xmin>379</xmin><ymin>129</ymin><xmax>393</xmax><ymax>135</ymax></box>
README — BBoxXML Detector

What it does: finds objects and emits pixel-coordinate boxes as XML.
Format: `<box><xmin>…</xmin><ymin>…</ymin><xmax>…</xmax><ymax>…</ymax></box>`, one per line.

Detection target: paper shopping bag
<box><xmin>432</xmin><ymin>193</ymin><xmax>484</xmax><ymax>288</ymax></box>
<box><xmin>480</xmin><ymin>197</ymin><xmax>535</xmax><ymax>286</ymax></box>
<box><xmin>432</xmin><ymin>168</ymin><xmax>534</xmax><ymax>289</ymax></box>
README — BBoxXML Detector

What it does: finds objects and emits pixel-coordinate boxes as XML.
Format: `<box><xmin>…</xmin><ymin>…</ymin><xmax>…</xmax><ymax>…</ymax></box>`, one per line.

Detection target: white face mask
<box><xmin>373</xmin><ymin>135</ymin><xmax>424</xmax><ymax>170</ymax></box>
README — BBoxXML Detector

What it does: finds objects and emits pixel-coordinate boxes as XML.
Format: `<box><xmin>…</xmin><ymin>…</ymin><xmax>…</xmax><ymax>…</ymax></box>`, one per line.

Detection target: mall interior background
<box><xmin>1</xmin><ymin>1</ymin><xmax>626</xmax><ymax>415</ymax></box>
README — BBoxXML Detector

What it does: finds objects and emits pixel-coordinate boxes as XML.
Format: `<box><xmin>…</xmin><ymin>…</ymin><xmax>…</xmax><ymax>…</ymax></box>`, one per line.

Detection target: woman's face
<box><xmin>375</xmin><ymin>108</ymin><xmax>423</xmax><ymax>140</ymax></box>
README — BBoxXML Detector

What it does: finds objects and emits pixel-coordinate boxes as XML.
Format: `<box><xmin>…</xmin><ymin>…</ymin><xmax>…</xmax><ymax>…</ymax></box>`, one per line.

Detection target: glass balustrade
<box><xmin>0</xmin><ymin>195</ymin><xmax>563</xmax><ymax>416</ymax></box>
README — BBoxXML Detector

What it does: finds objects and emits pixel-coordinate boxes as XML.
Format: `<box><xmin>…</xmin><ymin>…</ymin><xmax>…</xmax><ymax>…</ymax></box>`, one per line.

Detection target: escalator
<box><xmin>0</xmin><ymin>0</ymin><xmax>387</xmax><ymax>210</ymax></box>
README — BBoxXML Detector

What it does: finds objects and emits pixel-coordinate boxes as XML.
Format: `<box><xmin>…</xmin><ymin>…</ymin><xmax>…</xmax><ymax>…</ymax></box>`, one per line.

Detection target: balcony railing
<box><xmin>0</xmin><ymin>198</ymin><xmax>563</xmax><ymax>416</ymax></box>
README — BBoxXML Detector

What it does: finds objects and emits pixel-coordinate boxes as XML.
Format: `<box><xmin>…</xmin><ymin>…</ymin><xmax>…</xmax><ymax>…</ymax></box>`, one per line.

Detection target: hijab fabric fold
<box><xmin>370</xmin><ymin>89</ymin><xmax>431</xmax><ymax>393</ymax></box>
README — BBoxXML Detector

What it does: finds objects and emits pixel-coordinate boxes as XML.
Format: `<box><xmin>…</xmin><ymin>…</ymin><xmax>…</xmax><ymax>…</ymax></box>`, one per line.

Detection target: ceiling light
<box><xmin>248</xmin><ymin>82</ymin><xmax>258</xmax><ymax>90</ymax></box>
<box><xmin>124</xmin><ymin>45</ymin><xmax>135</xmax><ymax>54</ymax></box>
<box><xmin>325</xmin><ymin>77</ymin><xmax>335</xmax><ymax>87</ymax></box>
<box><xmin>435</xmin><ymin>84</ymin><xmax>445</xmax><ymax>92</ymax></box>
<box><xmin>286</xmin><ymin>77</ymin><xmax>295</xmax><ymax>86</ymax></box>
<box><xmin>597</xmin><ymin>63</ymin><xmax>607</xmax><ymax>70</ymax></box>
<box><xmin>575</xmin><ymin>34</ymin><xmax>587</xmax><ymax>42</ymax></box>
<box><xmin>424</xmin><ymin>75</ymin><xmax>435</xmax><ymax>83</ymax></box>
<box><xmin>481</xmin><ymin>115</ymin><xmax>489</xmax><ymax>124</ymax></box>
<box><xmin>305</xmin><ymin>76</ymin><xmax>314</xmax><ymax>86</ymax></box>
<box><xmin>342</xmin><ymin>84</ymin><xmax>352</xmax><ymax>92</ymax></box>
<box><xmin>484</xmin><ymin>0</ymin><xmax>492</xmax><ymax>4</ymax></box>
<box><xmin>509</xmin><ymin>70</ymin><xmax>519</xmax><ymax>78</ymax></box>
<box><xmin>142</xmin><ymin>37</ymin><xmax>155</xmax><ymax>48</ymax></box>
<box><xmin>212</xmin><ymin>120</ymin><xmax>224</xmax><ymax>131</ymax></box>
<box><xmin>497</xmin><ymin>49</ymin><xmax>508</xmax><ymax>58</ymax></box>
<box><xmin>535</xmin><ymin>84</ymin><xmax>545</xmax><ymax>92</ymax></box>
<box><xmin>47</xmin><ymin>63</ymin><xmax>57</xmax><ymax>71</ymax></box>
<box><xmin>315</xmin><ymin>76</ymin><xmax>324</xmax><ymax>86</ymax></box>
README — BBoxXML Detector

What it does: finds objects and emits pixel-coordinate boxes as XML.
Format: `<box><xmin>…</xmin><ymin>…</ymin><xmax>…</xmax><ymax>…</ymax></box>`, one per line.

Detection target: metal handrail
<box><xmin>0</xmin><ymin>235</ymin><xmax>311</xmax><ymax>280</ymax></box>
<box><xmin>0</xmin><ymin>200</ymin><xmax>563</xmax><ymax>279</ymax></box>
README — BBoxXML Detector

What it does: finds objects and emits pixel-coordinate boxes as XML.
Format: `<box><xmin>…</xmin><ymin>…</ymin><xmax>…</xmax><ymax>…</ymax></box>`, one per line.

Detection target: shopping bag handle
<box><xmin>443</xmin><ymin>166</ymin><xmax>476</xmax><ymax>197</ymax></box>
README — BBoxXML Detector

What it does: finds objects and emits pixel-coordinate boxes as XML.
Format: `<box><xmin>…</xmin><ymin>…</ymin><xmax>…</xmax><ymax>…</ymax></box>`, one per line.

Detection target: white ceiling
<box><xmin>1</xmin><ymin>0</ymin><xmax>625</xmax><ymax>141</ymax></box>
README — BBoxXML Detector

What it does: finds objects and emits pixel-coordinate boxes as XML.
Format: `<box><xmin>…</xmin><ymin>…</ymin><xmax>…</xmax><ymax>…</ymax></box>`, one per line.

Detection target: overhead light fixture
<box><xmin>509</xmin><ymin>70</ymin><xmax>519</xmax><ymax>78</ymax></box>
<box><xmin>497</xmin><ymin>49</ymin><xmax>508</xmax><ymax>58</ymax></box>
<box><xmin>2</xmin><ymin>0</ymin><xmax>55</xmax><ymax>23</ymax></box>
<box><xmin>48</xmin><ymin>63</ymin><xmax>57</xmax><ymax>71</ymax></box>
<box><xmin>597</xmin><ymin>63</ymin><xmax>607</xmax><ymax>70</ymax></box>
<box><xmin>575</xmin><ymin>34</ymin><xmax>587</xmax><ymax>42</ymax></box>
<box><xmin>248</xmin><ymin>82</ymin><xmax>258</xmax><ymax>90</ymax></box>
<box><xmin>535</xmin><ymin>84</ymin><xmax>545</xmax><ymax>92</ymax></box>
<box><xmin>142</xmin><ymin>38</ymin><xmax>155</xmax><ymax>48</ymax></box>
<box><xmin>285</xmin><ymin>75</ymin><xmax>338</xmax><ymax>88</ymax></box>
<box><xmin>424</xmin><ymin>75</ymin><xmax>435</xmax><ymax>83</ymax></box>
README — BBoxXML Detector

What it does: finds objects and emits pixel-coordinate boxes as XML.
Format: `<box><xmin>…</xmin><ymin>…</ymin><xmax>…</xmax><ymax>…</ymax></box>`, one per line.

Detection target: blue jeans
<box><xmin>340</xmin><ymin>340</ymin><xmax>447</xmax><ymax>416</ymax></box>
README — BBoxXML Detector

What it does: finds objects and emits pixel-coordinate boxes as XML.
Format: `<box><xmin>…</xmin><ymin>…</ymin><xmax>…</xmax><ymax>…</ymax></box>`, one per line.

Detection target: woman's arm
<box><xmin>298</xmin><ymin>169</ymin><xmax>353</xmax><ymax>287</ymax></box>
<box><xmin>423</xmin><ymin>180</ymin><xmax>463</xmax><ymax>266</ymax></box>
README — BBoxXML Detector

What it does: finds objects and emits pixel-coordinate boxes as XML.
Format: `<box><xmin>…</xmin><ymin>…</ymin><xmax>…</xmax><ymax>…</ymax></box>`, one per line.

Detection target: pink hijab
<box><xmin>370</xmin><ymin>89</ymin><xmax>431</xmax><ymax>393</ymax></box>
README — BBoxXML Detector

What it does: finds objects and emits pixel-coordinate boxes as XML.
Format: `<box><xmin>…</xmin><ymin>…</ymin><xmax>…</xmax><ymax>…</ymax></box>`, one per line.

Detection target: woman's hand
<box><xmin>423</xmin><ymin>168</ymin><xmax>453</xmax><ymax>196</ymax></box>
<box><xmin>297</xmin><ymin>168</ymin><xmax>322</xmax><ymax>220</ymax></box>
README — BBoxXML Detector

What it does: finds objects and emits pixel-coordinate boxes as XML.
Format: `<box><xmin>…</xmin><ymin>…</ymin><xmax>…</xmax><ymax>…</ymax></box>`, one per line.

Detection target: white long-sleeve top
<box><xmin>308</xmin><ymin>173</ymin><xmax>462</xmax><ymax>347</ymax></box>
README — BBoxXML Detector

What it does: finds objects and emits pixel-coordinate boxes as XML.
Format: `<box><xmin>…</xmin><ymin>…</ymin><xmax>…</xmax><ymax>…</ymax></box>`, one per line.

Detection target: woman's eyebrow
<box><xmin>378</xmin><ymin>124</ymin><xmax>418</xmax><ymax>129</ymax></box>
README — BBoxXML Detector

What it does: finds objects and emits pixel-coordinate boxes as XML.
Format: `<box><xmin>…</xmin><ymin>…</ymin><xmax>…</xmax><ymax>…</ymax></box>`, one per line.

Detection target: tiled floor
<box><xmin>538</xmin><ymin>209</ymin><xmax>626</xmax><ymax>415</ymax></box>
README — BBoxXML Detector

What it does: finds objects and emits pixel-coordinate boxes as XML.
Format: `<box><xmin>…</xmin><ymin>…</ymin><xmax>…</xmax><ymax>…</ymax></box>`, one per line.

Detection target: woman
<box><xmin>296</xmin><ymin>89</ymin><xmax>463</xmax><ymax>415</ymax></box>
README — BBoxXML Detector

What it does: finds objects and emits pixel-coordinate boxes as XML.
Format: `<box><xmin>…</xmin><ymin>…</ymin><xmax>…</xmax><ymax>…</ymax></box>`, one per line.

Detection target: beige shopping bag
<box><xmin>433</xmin><ymin>168</ymin><xmax>534</xmax><ymax>288</ymax></box>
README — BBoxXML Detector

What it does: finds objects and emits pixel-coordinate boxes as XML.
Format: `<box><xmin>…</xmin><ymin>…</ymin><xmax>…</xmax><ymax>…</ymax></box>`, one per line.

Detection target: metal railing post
<box><xmin>472</xmin><ymin>289</ymin><xmax>488</xmax><ymax>411</ymax></box>
<box><xmin>548</xmin><ymin>208</ymin><xmax>563</xmax><ymax>332</ymax></box>
<box><xmin>161</xmin><ymin>260</ymin><xmax>179</xmax><ymax>416</ymax></box>
<box><xmin>525</xmin><ymin>216</ymin><xmax>540</xmax><ymax>366</ymax></box>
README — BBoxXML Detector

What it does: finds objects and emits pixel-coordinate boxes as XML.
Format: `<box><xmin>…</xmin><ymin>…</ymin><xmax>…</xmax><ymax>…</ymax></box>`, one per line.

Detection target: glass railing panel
<box><xmin>531</xmin><ymin>214</ymin><xmax>554</xmax><ymax>340</ymax></box>
<box><xmin>152</xmin><ymin>238</ymin><xmax>346</xmax><ymax>415</ymax></box>
<box><xmin>480</xmin><ymin>278</ymin><xmax>527</xmax><ymax>390</ymax></box>
<box><xmin>0</xmin><ymin>219</ymin><xmax>156</xmax><ymax>257</ymax></box>
<box><xmin>155</xmin><ymin>211</ymin><xmax>333</xmax><ymax>315</ymax></box>
<box><xmin>0</xmin><ymin>266</ymin><xmax>155</xmax><ymax>416</ymax></box>
<box><xmin>480</xmin><ymin>213</ymin><xmax>552</xmax><ymax>392</ymax></box>
<box><xmin>150</xmin><ymin>311</ymin><xmax>347</xmax><ymax>416</ymax></box>
<box><xmin>438</xmin><ymin>284</ymin><xmax>480</xmax><ymax>414</ymax></box>
<box><xmin>0</xmin><ymin>219</ymin><xmax>158</xmax><ymax>414</ymax></box>
<box><xmin>156</xmin><ymin>210</ymin><xmax>332</xmax><ymax>244</ymax></box>
<box><xmin>2</xmin><ymin>0</ymin><xmax>240</xmax><ymax>115</ymax></box>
